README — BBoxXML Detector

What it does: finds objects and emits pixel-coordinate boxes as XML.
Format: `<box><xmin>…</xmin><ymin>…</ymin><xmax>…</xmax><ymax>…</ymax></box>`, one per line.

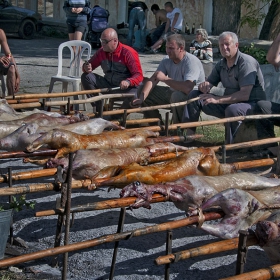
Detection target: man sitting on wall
<box><xmin>182</xmin><ymin>31</ymin><xmax>267</xmax><ymax>144</ymax></box>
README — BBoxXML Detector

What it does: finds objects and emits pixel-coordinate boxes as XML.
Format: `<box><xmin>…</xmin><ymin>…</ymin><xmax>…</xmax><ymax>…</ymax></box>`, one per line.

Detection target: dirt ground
<box><xmin>0</xmin><ymin>140</ymin><xmax>276</xmax><ymax>280</ymax></box>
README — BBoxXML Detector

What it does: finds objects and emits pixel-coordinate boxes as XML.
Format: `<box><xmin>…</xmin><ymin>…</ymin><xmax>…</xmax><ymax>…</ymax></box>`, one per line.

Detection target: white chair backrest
<box><xmin>57</xmin><ymin>40</ymin><xmax>92</xmax><ymax>78</ymax></box>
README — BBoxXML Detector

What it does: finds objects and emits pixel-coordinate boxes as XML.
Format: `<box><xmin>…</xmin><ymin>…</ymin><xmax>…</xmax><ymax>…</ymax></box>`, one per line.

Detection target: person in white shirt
<box><xmin>145</xmin><ymin>2</ymin><xmax>183</xmax><ymax>54</ymax></box>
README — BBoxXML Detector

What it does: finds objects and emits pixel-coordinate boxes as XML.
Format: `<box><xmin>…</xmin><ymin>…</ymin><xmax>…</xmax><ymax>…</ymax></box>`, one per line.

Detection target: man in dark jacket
<box><xmin>81</xmin><ymin>28</ymin><xmax>143</xmax><ymax>113</ymax></box>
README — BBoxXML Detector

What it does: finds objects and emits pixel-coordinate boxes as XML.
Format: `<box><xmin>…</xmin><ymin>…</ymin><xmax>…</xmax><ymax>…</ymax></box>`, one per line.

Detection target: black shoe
<box><xmin>117</xmin><ymin>22</ymin><xmax>125</xmax><ymax>29</ymax></box>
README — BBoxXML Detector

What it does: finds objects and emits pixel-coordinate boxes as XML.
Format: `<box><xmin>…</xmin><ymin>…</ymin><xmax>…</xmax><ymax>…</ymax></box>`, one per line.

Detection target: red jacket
<box><xmin>88</xmin><ymin>42</ymin><xmax>143</xmax><ymax>87</ymax></box>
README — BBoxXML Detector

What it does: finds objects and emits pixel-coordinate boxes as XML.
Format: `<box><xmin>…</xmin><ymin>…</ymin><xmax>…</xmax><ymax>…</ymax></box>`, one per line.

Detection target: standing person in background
<box><xmin>127</xmin><ymin>1</ymin><xmax>148</xmax><ymax>53</ymax></box>
<box><xmin>0</xmin><ymin>29</ymin><xmax>20</xmax><ymax>98</ymax></box>
<box><xmin>63</xmin><ymin>0</ymin><xmax>91</xmax><ymax>41</ymax></box>
<box><xmin>146</xmin><ymin>1</ymin><xmax>183</xmax><ymax>54</ymax></box>
<box><xmin>149</xmin><ymin>4</ymin><xmax>167</xmax><ymax>47</ymax></box>
<box><xmin>190</xmin><ymin>29</ymin><xmax>213</xmax><ymax>62</ymax></box>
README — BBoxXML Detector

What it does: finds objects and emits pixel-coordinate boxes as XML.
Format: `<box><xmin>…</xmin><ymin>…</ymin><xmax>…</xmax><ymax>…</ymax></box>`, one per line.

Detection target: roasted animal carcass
<box><xmin>0</xmin><ymin>123</ymin><xmax>41</xmax><ymax>151</ymax></box>
<box><xmin>26</xmin><ymin>129</ymin><xmax>160</xmax><ymax>158</ymax></box>
<box><xmin>0</xmin><ymin>99</ymin><xmax>62</xmax><ymax>121</ymax></box>
<box><xmin>45</xmin><ymin>143</ymin><xmax>189</xmax><ymax>181</ymax></box>
<box><xmin>197</xmin><ymin>186</ymin><xmax>280</xmax><ymax>239</ymax></box>
<box><xmin>255</xmin><ymin>210</ymin><xmax>280</xmax><ymax>263</ymax></box>
<box><xmin>0</xmin><ymin>112</ymin><xmax>88</xmax><ymax>127</ymax></box>
<box><xmin>91</xmin><ymin>147</ymin><xmax>236</xmax><ymax>187</ymax></box>
<box><xmin>120</xmin><ymin>173</ymin><xmax>280</xmax><ymax>211</ymax></box>
<box><xmin>121</xmin><ymin>174</ymin><xmax>280</xmax><ymax>240</ymax></box>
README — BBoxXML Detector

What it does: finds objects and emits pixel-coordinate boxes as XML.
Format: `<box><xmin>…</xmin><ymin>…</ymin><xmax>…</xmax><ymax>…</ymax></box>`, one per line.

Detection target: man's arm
<box><xmin>200</xmin><ymin>85</ymin><xmax>253</xmax><ymax>105</ymax></box>
<box><xmin>171</xmin><ymin>13</ymin><xmax>179</xmax><ymax>30</ymax></box>
<box><xmin>266</xmin><ymin>33</ymin><xmax>280</xmax><ymax>70</ymax></box>
<box><xmin>164</xmin><ymin>18</ymin><xmax>171</xmax><ymax>33</ymax></box>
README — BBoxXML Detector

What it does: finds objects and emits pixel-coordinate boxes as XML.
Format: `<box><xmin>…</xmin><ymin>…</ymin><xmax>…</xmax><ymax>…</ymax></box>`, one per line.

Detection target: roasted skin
<box><xmin>26</xmin><ymin>129</ymin><xmax>160</xmax><ymax>158</ymax></box>
<box><xmin>91</xmin><ymin>147</ymin><xmax>236</xmax><ymax>187</ymax></box>
<box><xmin>45</xmin><ymin>143</ymin><xmax>189</xmax><ymax>181</ymax></box>
<box><xmin>120</xmin><ymin>173</ymin><xmax>280</xmax><ymax>211</ymax></box>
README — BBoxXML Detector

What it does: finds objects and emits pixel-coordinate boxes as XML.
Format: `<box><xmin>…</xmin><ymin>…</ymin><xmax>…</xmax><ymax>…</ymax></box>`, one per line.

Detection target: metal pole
<box><xmin>109</xmin><ymin>207</ymin><xmax>126</xmax><ymax>280</ymax></box>
<box><xmin>165</xmin><ymin>230</ymin><xmax>173</xmax><ymax>280</ymax></box>
<box><xmin>62</xmin><ymin>153</ymin><xmax>74</xmax><ymax>280</ymax></box>
<box><xmin>8</xmin><ymin>168</ymin><xmax>13</xmax><ymax>245</ymax></box>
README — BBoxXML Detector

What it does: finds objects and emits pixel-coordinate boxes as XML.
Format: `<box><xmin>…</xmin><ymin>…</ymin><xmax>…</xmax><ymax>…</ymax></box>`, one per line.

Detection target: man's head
<box><xmin>165</xmin><ymin>33</ymin><xmax>185</xmax><ymax>62</ymax></box>
<box><xmin>164</xmin><ymin>2</ymin><xmax>173</xmax><ymax>12</ymax></box>
<box><xmin>151</xmin><ymin>4</ymin><xmax>160</xmax><ymax>14</ymax></box>
<box><xmin>100</xmin><ymin>28</ymin><xmax>119</xmax><ymax>53</ymax></box>
<box><xmin>218</xmin><ymin>31</ymin><xmax>239</xmax><ymax>60</ymax></box>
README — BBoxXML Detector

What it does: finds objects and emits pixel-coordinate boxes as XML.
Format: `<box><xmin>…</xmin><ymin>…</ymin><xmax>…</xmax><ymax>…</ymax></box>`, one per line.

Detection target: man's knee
<box><xmin>170</xmin><ymin>91</ymin><xmax>187</xmax><ymax>103</ymax></box>
<box><xmin>81</xmin><ymin>72</ymin><xmax>96</xmax><ymax>86</ymax></box>
<box><xmin>225</xmin><ymin>104</ymin><xmax>245</xmax><ymax>118</ymax></box>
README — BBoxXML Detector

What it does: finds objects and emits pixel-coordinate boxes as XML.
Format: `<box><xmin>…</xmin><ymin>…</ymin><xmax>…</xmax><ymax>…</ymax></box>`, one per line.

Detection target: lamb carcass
<box><xmin>91</xmin><ymin>147</ymin><xmax>236</xmax><ymax>187</ymax></box>
<box><xmin>0</xmin><ymin>123</ymin><xmax>42</xmax><ymax>151</ymax></box>
<box><xmin>45</xmin><ymin>118</ymin><xmax>123</xmax><ymax>135</ymax></box>
<box><xmin>45</xmin><ymin>143</ymin><xmax>189</xmax><ymax>181</ymax></box>
<box><xmin>0</xmin><ymin>112</ymin><xmax>88</xmax><ymax>127</ymax></box>
<box><xmin>255</xmin><ymin>210</ymin><xmax>280</xmax><ymax>263</ymax></box>
<box><xmin>196</xmin><ymin>186</ymin><xmax>280</xmax><ymax>239</ymax></box>
<box><xmin>120</xmin><ymin>173</ymin><xmax>280</xmax><ymax>211</ymax></box>
<box><xmin>26</xmin><ymin>129</ymin><xmax>160</xmax><ymax>158</ymax></box>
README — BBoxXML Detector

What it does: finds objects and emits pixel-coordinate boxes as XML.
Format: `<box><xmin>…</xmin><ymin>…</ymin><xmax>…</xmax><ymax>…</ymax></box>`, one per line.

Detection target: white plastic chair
<box><xmin>0</xmin><ymin>46</ymin><xmax>6</xmax><ymax>98</ymax></box>
<box><xmin>48</xmin><ymin>40</ymin><xmax>92</xmax><ymax>111</ymax></box>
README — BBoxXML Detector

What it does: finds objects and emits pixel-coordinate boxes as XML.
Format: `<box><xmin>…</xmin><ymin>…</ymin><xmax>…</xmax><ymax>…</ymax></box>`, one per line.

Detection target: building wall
<box><xmin>11</xmin><ymin>0</ymin><xmax>268</xmax><ymax>39</ymax></box>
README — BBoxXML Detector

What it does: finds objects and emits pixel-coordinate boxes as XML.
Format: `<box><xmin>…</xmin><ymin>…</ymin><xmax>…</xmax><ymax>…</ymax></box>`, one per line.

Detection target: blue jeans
<box><xmin>127</xmin><ymin>7</ymin><xmax>146</xmax><ymax>51</ymax></box>
<box><xmin>151</xmin><ymin>22</ymin><xmax>166</xmax><ymax>45</ymax></box>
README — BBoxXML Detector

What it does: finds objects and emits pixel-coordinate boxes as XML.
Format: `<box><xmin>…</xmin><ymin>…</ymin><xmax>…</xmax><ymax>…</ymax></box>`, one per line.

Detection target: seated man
<box><xmin>81</xmin><ymin>28</ymin><xmax>143</xmax><ymax>114</ymax></box>
<box><xmin>0</xmin><ymin>29</ymin><xmax>20</xmax><ymax>98</ymax></box>
<box><xmin>182</xmin><ymin>31</ymin><xmax>267</xmax><ymax>144</ymax></box>
<box><xmin>131</xmin><ymin>33</ymin><xmax>205</xmax><ymax>124</ymax></box>
<box><xmin>149</xmin><ymin>4</ymin><xmax>167</xmax><ymax>47</ymax></box>
<box><xmin>146</xmin><ymin>1</ymin><xmax>183</xmax><ymax>54</ymax></box>
<box><xmin>254</xmin><ymin>32</ymin><xmax>280</xmax><ymax>140</ymax></box>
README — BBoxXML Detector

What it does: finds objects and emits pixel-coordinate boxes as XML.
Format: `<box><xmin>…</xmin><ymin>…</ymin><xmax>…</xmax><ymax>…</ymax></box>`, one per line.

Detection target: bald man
<box><xmin>81</xmin><ymin>28</ymin><xmax>143</xmax><ymax>114</ymax></box>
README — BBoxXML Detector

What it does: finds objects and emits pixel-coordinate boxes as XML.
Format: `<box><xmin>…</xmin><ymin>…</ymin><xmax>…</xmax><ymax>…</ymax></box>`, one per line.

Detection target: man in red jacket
<box><xmin>81</xmin><ymin>28</ymin><xmax>143</xmax><ymax>114</ymax></box>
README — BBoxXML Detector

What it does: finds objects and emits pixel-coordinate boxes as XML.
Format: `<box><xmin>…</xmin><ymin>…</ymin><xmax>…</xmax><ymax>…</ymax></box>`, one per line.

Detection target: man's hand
<box><xmin>198</xmin><ymin>81</ymin><xmax>211</xmax><ymax>94</ymax></box>
<box><xmin>0</xmin><ymin>56</ymin><xmax>10</xmax><ymax>67</ymax></box>
<box><xmin>120</xmin><ymin>80</ymin><xmax>130</xmax><ymax>90</ymax></box>
<box><xmin>72</xmin><ymin>7</ymin><xmax>83</xmax><ymax>13</ymax></box>
<box><xmin>200</xmin><ymin>93</ymin><xmax>219</xmax><ymax>105</ymax></box>
<box><xmin>152</xmin><ymin>71</ymin><xmax>168</xmax><ymax>83</ymax></box>
<box><xmin>83</xmin><ymin>62</ymin><xmax>92</xmax><ymax>73</ymax></box>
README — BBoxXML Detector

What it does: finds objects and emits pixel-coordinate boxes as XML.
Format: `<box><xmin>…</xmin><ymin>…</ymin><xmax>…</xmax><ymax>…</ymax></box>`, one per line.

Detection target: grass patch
<box><xmin>195</xmin><ymin>124</ymin><xmax>225</xmax><ymax>145</ymax></box>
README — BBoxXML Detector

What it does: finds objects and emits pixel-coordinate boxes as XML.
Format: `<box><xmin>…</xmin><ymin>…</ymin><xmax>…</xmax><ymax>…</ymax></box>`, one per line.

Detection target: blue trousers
<box><xmin>127</xmin><ymin>7</ymin><xmax>146</xmax><ymax>51</ymax></box>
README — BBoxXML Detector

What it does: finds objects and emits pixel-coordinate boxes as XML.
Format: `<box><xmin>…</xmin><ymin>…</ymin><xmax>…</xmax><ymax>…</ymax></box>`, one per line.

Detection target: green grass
<box><xmin>195</xmin><ymin>124</ymin><xmax>225</xmax><ymax>145</ymax></box>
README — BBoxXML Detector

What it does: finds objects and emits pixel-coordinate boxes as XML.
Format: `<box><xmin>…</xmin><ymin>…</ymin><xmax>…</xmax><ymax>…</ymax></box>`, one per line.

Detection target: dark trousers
<box><xmin>81</xmin><ymin>72</ymin><xmax>138</xmax><ymax>113</ymax></box>
<box><xmin>182</xmin><ymin>90</ymin><xmax>256</xmax><ymax>144</ymax></box>
<box><xmin>254</xmin><ymin>100</ymin><xmax>278</xmax><ymax>138</ymax></box>
<box><xmin>151</xmin><ymin>23</ymin><xmax>166</xmax><ymax>45</ymax></box>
